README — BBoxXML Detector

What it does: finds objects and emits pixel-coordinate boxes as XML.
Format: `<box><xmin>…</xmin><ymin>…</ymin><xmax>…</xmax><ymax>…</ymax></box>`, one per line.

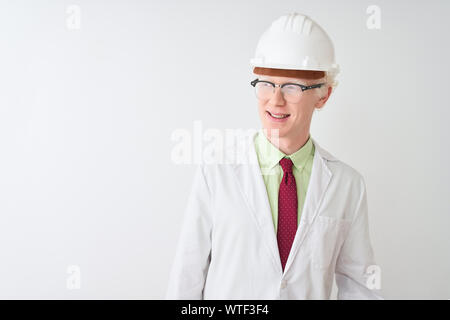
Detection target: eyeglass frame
<box><xmin>250</xmin><ymin>78</ymin><xmax>326</xmax><ymax>97</ymax></box>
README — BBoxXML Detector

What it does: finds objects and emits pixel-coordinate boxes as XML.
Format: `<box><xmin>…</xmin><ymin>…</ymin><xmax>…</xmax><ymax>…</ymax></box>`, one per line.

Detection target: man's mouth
<box><xmin>266</xmin><ymin>111</ymin><xmax>290</xmax><ymax>119</ymax></box>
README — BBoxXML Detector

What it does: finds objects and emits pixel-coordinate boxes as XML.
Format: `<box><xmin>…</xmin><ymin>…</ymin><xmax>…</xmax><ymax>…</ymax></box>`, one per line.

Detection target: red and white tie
<box><xmin>277</xmin><ymin>157</ymin><xmax>298</xmax><ymax>272</ymax></box>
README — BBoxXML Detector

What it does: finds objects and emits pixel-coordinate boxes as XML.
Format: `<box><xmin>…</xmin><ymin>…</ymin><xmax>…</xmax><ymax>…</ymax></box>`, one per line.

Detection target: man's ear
<box><xmin>315</xmin><ymin>86</ymin><xmax>333</xmax><ymax>109</ymax></box>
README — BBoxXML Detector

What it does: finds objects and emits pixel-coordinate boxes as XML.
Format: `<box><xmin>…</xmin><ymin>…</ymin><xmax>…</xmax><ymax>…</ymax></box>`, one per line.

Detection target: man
<box><xmin>166</xmin><ymin>12</ymin><xmax>382</xmax><ymax>299</ymax></box>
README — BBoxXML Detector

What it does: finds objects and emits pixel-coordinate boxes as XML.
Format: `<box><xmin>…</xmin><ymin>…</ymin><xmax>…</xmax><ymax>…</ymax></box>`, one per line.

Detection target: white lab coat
<box><xmin>166</xmin><ymin>130</ymin><xmax>383</xmax><ymax>299</ymax></box>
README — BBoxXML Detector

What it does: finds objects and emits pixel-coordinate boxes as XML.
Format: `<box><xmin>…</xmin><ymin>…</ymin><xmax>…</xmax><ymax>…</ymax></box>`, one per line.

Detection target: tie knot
<box><xmin>279</xmin><ymin>157</ymin><xmax>293</xmax><ymax>173</ymax></box>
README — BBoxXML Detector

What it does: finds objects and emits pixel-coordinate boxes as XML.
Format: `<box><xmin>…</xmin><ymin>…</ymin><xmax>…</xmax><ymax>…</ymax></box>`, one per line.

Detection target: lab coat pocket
<box><xmin>311</xmin><ymin>216</ymin><xmax>351</xmax><ymax>271</ymax></box>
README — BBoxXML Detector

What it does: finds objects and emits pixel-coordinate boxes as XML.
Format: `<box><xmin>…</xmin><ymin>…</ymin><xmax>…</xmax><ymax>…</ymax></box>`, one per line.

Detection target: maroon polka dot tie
<box><xmin>277</xmin><ymin>157</ymin><xmax>298</xmax><ymax>272</ymax></box>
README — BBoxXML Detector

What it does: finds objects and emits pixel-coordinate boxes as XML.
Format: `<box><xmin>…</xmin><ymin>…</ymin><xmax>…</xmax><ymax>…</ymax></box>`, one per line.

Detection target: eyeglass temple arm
<box><xmin>303</xmin><ymin>83</ymin><xmax>326</xmax><ymax>90</ymax></box>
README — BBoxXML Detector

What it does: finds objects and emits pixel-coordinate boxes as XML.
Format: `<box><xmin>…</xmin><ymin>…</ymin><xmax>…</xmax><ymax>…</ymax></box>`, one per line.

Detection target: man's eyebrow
<box><xmin>259</xmin><ymin>78</ymin><xmax>306</xmax><ymax>85</ymax></box>
<box><xmin>285</xmin><ymin>80</ymin><xmax>305</xmax><ymax>84</ymax></box>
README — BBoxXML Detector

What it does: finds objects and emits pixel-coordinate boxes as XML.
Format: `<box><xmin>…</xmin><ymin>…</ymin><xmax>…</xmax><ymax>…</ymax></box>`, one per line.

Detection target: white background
<box><xmin>0</xmin><ymin>0</ymin><xmax>449</xmax><ymax>299</ymax></box>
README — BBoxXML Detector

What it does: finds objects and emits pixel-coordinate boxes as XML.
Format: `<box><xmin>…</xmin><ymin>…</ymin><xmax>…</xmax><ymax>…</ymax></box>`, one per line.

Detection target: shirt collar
<box><xmin>254</xmin><ymin>129</ymin><xmax>314</xmax><ymax>171</ymax></box>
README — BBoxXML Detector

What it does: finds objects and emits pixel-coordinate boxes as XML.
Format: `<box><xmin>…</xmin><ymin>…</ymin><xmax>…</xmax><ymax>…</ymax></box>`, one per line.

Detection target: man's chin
<box><xmin>262</xmin><ymin>125</ymin><xmax>289</xmax><ymax>137</ymax></box>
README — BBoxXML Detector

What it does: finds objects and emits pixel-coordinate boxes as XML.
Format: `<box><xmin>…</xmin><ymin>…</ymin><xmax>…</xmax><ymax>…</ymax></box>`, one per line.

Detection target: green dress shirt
<box><xmin>253</xmin><ymin>130</ymin><xmax>315</xmax><ymax>232</ymax></box>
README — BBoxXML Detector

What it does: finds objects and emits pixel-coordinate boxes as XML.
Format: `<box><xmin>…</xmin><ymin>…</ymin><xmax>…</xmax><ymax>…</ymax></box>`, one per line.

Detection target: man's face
<box><xmin>255</xmin><ymin>74</ymin><xmax>331</xmax><ymax>139</ymax></box>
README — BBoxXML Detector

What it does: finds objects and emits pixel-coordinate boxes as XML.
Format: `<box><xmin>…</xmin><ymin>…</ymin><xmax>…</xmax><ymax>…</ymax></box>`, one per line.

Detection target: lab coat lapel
<box><xmin>231</xmin><ymin>130</ymin><xmax>283</xmax><ymax>275</ymax></box>
<box><xmin>283</xmin><ymin>137</ymin><xmax>334</xmax><ymax>273</ymax></box>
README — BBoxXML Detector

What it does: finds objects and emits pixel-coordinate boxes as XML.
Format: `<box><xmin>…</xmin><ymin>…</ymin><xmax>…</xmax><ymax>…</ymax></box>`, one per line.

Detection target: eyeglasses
<box><xmin>250</xmin><ymin>78</ymin><xmax>326</xmax><ymax>103</ymax></box>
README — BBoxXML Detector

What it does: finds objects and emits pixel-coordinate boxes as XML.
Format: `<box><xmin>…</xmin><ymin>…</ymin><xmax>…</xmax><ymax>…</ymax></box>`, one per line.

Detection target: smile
<box><xmin>266</xmin><ymin>111</ymin><xmax>290</xmax><ymax>121</ymax></box>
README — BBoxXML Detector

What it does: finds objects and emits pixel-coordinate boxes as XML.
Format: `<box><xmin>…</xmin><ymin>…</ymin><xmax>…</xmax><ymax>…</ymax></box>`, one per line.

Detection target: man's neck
<box><xmin>264</xmin><ymin>130</ymin><xmax>310</xmax><ymax>155</ymax></box>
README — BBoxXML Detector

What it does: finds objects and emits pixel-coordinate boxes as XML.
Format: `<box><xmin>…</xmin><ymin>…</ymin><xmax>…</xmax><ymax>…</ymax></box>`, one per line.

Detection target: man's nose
<box><xmin>268</xmin><ymin>87</ymin><xmax>285</xmax><ymax>106</ymax></box>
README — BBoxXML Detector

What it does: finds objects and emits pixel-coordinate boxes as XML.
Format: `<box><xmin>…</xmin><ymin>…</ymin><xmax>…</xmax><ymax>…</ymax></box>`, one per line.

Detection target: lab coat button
<box><xmin>280</xmin><ymin>280</ymin><xmax>287</xmax><ymax>289</ymax></box>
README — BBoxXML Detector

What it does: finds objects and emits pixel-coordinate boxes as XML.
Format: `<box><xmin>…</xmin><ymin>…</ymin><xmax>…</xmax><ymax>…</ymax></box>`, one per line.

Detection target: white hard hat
<box><xmin>250</xmin><ymin>12</ymin><xmax>339</xmax><ymax>74</ymax></box>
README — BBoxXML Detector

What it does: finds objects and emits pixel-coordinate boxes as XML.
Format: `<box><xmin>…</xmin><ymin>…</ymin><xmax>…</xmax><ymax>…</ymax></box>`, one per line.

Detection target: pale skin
<box><xmin>256</xmin><ymin>75</ymin><xmax>333</xmax><ymax>155</ymax></box>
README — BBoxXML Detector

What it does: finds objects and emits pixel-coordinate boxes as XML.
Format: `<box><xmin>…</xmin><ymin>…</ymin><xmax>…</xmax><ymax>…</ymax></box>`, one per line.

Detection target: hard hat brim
<box><xmin>252</xmin><ymin>67</ymin><xmax>325</xmax><ymax>80</ymax></box>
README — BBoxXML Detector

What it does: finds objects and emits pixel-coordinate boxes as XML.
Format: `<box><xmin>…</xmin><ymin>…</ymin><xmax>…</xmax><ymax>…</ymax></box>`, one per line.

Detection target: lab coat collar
<box><xmin>231</xmin><ymin>129</ymin><xmax>338</xmax><ymax>276</ymax></box>
<box><xmin>254</xmin><ymin>129</ymin><xmax>315</xmax><ymax>173</ymax></box>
